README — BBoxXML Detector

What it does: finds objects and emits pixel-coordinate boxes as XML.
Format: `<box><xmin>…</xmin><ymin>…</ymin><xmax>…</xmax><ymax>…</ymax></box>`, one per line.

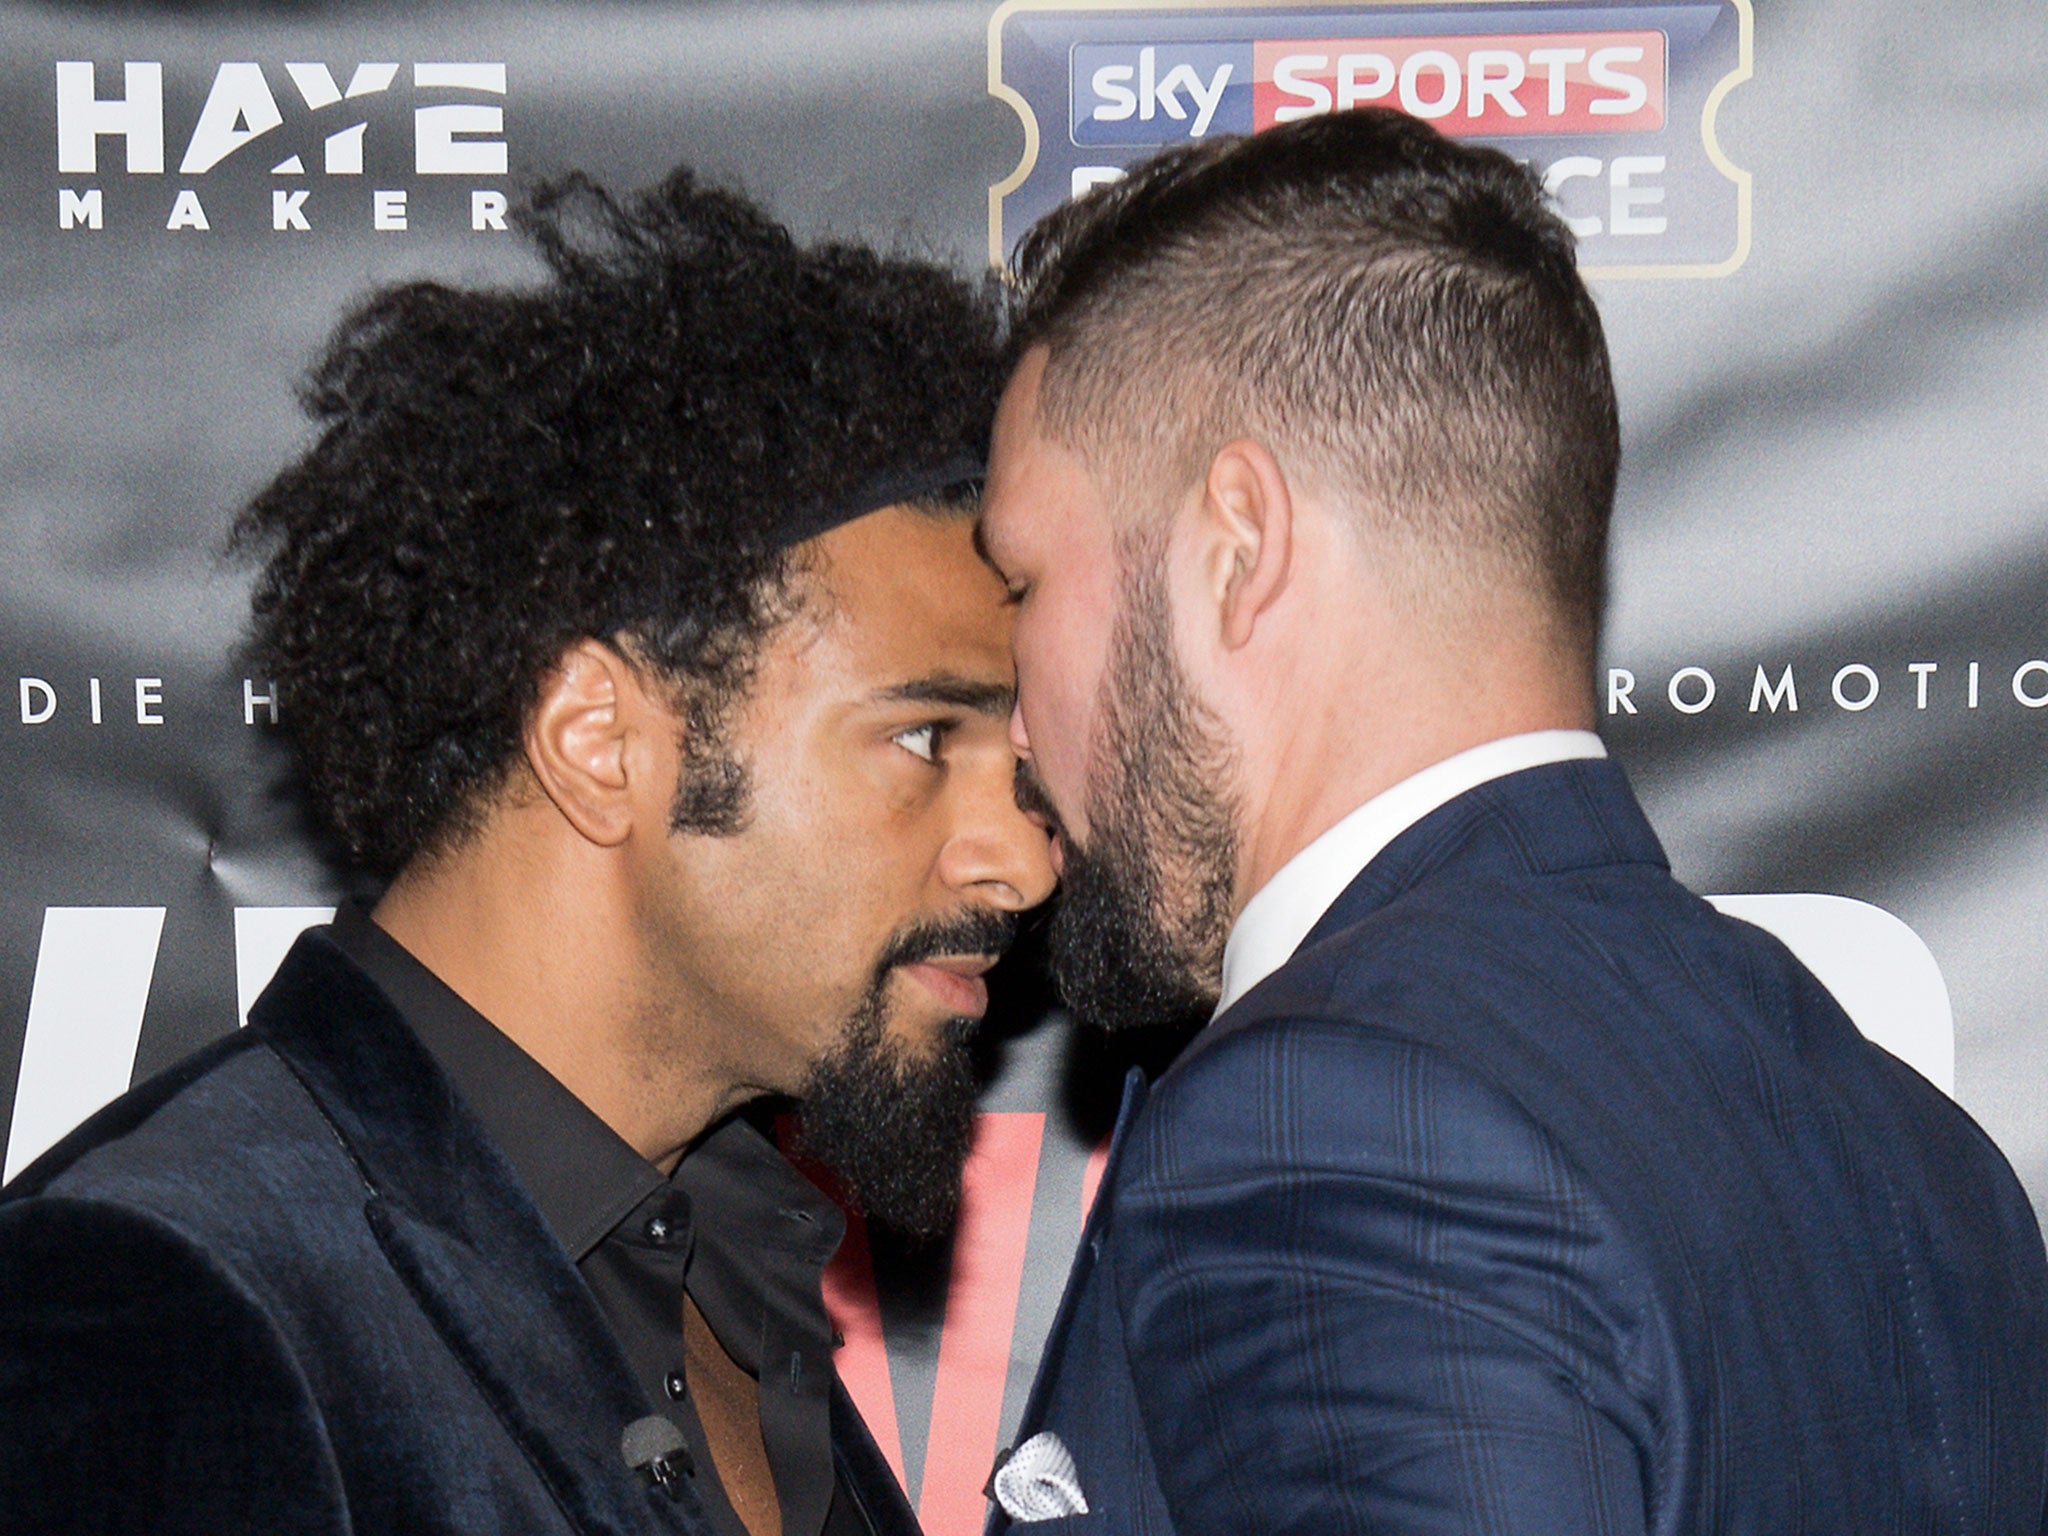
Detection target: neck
<box><xmin>371</xmin><ymin>822</ymin><xmax>738</xmax><ymax>1171</ymax></box>
<box><xmin>1229</xmin><ymin>643</ymin><xmax>1593</xmax><ymax>914</ymax></box>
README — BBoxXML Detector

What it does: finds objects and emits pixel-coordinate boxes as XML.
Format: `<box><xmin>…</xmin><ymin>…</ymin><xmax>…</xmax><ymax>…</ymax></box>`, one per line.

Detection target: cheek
<box><xmin>685</xmin><ymin>767</ymin><xmax>893</xmax><ymax>1025</ymax></box>
<box><xmin>1015</xmin><ymin>597</ymin><xmax>1109</xmax><ymax>816</ymax></box>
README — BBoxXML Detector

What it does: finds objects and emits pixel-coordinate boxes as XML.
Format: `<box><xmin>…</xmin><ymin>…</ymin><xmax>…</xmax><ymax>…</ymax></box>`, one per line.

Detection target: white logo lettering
<box><xmin>1609</xmin><ymin>155</ymin><xmax>1667</xmax><ymax>236</ymax></box>
<box><xmin>55</xmin><ymin>61</ymin><xmax>164</xmax><ymax>174</ymax></box>
<box><xmin>1466</xmin><ymin>49</ymin><xmax>1527</xmax><ymax>118</ymax></box>
<box><xmin>416</xmin><ymin>105</ymin><xmax>507</xmax><ymax>175</ymax></box>
<box><xmin>1606</xmin><ymin>667</ymin><xmax>1637</xmax><ymax>715</ymax></box>
<box><xmin>1337</xmin><ymin>54</ymin><xmax>1394</xmax><ymax>110</ymax></box>
<box><xmin>180</xmin><ymin>62</ymin><xmax>284</xmax><ymax>174</ymax></box>
<box><xmin>324</xmin><ymin>124</ymin><xmax>369</xmax><ymax>176</ymax></box>
<box><xmin>1089</xmin><ymin>63</ymin><xmax>1137</xmax><ymax>122</ymax></box>
<box><xmin>1271</xmin><ymin>54</ymin><xmax>1331</xmax><ymax>121</ymax></box>
<box><xmin>165</xmin><ymin>189</ymin><xmax>209</xmax><ymax>230</ymax></box>
<box><xmin>1749</xmin><ymin>664</ymin><xmax>1798</xmax><ymax>713</ymax></box>
<box><xmin>273</xmin><ymin>188</ymin><xmax>311</xmax><ymax>231</ymax></box>
<box><xmin>1587</xmin><ymin>44</ymin><xmax>1650</xmax><ymax>115</ymax></box>
<box><xmin>1831</xmin><ymin>664</ymin><xmax>1879</xmax><ymax>712</ymax></box>
<box><xmin>4</xmin><ymin>908</ymin><xmax>165</xmax><ymax>1181</ymax></box>
<box><xmin>18</xmin><ymin>678</ymin><xmax>56</xmax><ymax>724</ymax></box>
<box><xmin>54</xmin><ymin>59</ymin><xmax>507</xmax><ymax>196</ymax></box>
<box><xmin>1100</xmin><ymin>48</ymin><xmax>1233</xmax><ymax>137</ymax></box>
<box><xmin>1069</xmin><ymin>166</ymin><xmax>1124</xmax><ymax>199</ymax></box>
<box><xmin>1526</xmin><ymin>46</ymin><xmax>1587</xmax><ymax>115</ymax></box>
<box><xmin>234</xmin><ymin>908</ymin><xmax>335</xmax><ymax>1029</ymax></box>
<box><xmin>58</xmin><ymin>187</ymin><xmax>103</xmax><ymax>229</ymax></box>
<box><xmin>1</xmin><ymin>906</ymin><xmax>342</xmax><ymax>1181</ymax></box>
<box><xmin>1179</xmin><ymin>62</ymin><xmax>1233</xmax><ymax>137</ymax></box>
<box><xmin>1398</xmin><ymin>50</ymin><xmax>1462</xmax><ymax>118</ymax></box>
<box><xmin>1667</xmin><ymin>666</ymin><xmax>1716</xmax><ymax>714</ymax></box>
<box><xmin>1543</xmin><ymin>156</ymin><xmax>1604</xmax><ymax>237</ymax></box>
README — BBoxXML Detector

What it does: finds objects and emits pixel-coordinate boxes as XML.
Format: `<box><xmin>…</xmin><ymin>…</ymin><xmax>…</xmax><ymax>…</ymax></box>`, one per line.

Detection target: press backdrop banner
<box><xmin>3</xmin><ymin>1</ymin><xmax>2044</xmax><ymax>1529</ymax></box>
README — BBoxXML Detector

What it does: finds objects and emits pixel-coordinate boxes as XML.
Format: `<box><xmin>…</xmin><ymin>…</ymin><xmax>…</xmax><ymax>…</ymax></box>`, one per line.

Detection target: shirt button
<box><xmin>665</xmin><ymin>1370</ymin><xmax>686</xmax><ymax>1402</ymax></box>
<box><xmin>645</xmin><ymin>1216</ymin><xmax>672</xmax><ymax>1244</ymax></box>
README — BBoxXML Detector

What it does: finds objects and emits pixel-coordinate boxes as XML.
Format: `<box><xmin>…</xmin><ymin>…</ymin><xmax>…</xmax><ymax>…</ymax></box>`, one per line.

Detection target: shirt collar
<box><xmin>677</xmin><ymin>1115</ymin><xmax>846</xmax><ymax>1373</ymax></box>
<box><xmin>1214</xmin><ymin>729</ymin><xmax>1608</xmax><ymax>1016</ymax></box>
<box><xmin>327</xmin><ymin>901</ymin><xmax>664</xmax><ymax>1259</ymax></box>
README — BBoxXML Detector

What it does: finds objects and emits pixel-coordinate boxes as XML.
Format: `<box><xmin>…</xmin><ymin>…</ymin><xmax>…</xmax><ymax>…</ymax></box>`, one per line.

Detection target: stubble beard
<box><xmin>1025</xmin><ymin>548</ymin><xmax>1243</xmax><ymax>1033</ymax></box>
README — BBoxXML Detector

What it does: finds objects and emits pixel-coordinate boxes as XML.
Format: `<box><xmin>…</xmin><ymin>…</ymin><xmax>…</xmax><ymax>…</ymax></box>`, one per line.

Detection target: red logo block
<box><xmin>1253</xmin><ymin>32</ymin><xmax>1666</xmax><ymax>137</ymax></box>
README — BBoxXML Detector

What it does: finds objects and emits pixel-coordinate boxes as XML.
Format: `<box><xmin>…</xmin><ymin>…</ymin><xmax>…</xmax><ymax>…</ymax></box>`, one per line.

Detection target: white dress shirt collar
<box><xmin>1213</xmin><ymin>729</ymin><xmax>1607</xmax><ymax>1017</ymax></box>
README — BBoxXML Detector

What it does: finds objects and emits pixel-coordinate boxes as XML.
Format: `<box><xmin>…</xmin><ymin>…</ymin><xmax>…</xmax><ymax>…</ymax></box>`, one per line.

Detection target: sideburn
<box><xmin>667</xmin><ymin>686</ymin><xmax>752</xmax><ymax>836</ymax></box>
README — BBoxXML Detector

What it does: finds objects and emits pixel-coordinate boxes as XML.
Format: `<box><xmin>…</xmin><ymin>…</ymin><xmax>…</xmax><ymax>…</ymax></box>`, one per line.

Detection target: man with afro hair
<box><xmin>0</xmin><ymin>168</ymin><xmax>1054</xmax><ymax>1536</ymax></box>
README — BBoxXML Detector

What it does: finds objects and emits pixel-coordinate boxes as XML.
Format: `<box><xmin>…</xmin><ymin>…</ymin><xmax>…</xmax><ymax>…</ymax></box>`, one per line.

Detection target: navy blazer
<box><xmin>0</xmin><ymin>931</ymin><xmax>919</xmax><ymax>1536</ymax></box>
<box><xmin>999</xmin><ymin>758</ymin><xmax>2048</xmax><ymax>1535</ymax></box>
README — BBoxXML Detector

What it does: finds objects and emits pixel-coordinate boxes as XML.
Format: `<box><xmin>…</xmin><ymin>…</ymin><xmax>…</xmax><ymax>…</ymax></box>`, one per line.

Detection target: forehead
<box><xmin>981</xmin><ymin>347</ymin><xmax>1119</xmax><ymax>565</ymax></box>
<box><xmin>803</xmin><ymin>505</ymin><xmax>1014</xmax><ymax>680</ymax></box>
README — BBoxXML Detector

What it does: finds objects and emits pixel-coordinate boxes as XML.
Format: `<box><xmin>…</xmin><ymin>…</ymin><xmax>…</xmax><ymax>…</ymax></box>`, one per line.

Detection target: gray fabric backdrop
<box><xmin>3</xmin><ymin>1</ymin><xmax>2044</xmax><ymax>1526</ymax></box>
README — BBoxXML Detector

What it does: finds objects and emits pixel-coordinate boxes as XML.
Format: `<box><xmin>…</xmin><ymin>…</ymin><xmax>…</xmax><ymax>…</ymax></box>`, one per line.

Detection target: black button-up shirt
<box><xmin>331</xmin><ymin>905</ymin><xmax>867</xmax><ymax>1536</ymax></box>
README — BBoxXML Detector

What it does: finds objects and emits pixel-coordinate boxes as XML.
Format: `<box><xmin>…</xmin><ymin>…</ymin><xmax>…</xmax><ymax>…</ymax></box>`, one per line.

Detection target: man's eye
<box><xmin>893</xmin><ymin>724</ymin><xmax>939</xmax><ymax>763</ymax></box>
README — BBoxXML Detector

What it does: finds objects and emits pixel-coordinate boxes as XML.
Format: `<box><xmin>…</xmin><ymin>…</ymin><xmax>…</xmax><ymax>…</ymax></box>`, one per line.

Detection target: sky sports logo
<box><xmin>1071</xmin><ymin>33</ymin><xmax>1665</xmax><ymax>143</ymax></box>
<box><xmin>990</xmin><ymin>0</ymin><xmax>1750</xmax><ymax>276</ymax></box>
<box><xmin>53</xmin><ymin>59</ymin><xmax>509</xmax><ymax>235</ymax></box>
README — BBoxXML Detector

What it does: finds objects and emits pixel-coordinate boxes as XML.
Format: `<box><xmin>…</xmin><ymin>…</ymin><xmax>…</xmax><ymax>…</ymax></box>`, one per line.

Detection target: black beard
<box><xmin>1017</xmin><ymin>551</ymin><xmax>1241</xmax><ymax>1033</ymax></box>
<box><xmin>792</xmin><ymin>907</ymin><xmax>1016</xmax><ymax>1241</ymax></box>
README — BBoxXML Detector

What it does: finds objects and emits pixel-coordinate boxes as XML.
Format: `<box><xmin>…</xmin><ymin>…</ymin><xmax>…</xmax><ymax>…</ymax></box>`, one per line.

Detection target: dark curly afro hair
<box><xmin>236</xmin><ymin>168</ymin><xmax>1007</xmax><ymax>880</ymax></box>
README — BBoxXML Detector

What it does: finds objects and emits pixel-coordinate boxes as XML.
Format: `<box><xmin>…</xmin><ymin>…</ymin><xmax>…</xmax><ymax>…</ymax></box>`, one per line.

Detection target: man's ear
<box><xmin>1199</xmin><ymin>438</ymin><xmax>1294</xmax><ymax>651</ymax></box>
<box><xmin>523</xmin><ymin>638</ymin><xmax>664</xmax><ymax>849</ymax></box>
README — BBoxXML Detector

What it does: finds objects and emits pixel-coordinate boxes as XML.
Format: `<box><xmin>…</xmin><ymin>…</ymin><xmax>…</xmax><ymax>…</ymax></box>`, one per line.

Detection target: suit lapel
<box><xmin>252</xmin><ymin>932</ymin><xmax>715</xmax><ymax>1536</ymax></box>
<box><xmin>829</xmin><ymin>1381</ymin><xmax>920</xmax><ymax>1536</ymax></box>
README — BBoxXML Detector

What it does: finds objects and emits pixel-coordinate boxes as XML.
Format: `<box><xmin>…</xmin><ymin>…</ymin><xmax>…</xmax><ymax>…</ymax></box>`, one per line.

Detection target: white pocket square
<box><xmin>993</xmin><ymin>1430</ymin><xmax>1090</xmax><ymax>1522</ymax></box>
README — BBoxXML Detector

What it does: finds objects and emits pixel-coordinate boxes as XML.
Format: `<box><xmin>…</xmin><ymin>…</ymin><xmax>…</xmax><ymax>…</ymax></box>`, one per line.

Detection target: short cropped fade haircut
<box><xmin>1008</xmin><ymin>107</ymin><xmax>1619</xmax><ymax>657</ymax></box>
<box><xmin>237</xmin><ymin>169</ymin><xmax>1005</xmax><ymax>879</ymax></box>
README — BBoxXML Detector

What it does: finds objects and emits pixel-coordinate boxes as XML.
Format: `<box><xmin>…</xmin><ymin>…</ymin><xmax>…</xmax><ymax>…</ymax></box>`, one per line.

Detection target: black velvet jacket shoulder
<box><xmin>0</xmin><ymin>929</ymin><xmax>919</xmax><ymax>1536</ymax></box>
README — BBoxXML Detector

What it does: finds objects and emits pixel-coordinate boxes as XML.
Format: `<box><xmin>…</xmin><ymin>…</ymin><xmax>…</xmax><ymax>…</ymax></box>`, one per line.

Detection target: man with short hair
<box><xmin>0</xmin><ymin>170</ymin><xmax>1052</xmax><ymax>1536</ymax></box>
<box><xmin>980</xmin><ymin>109</ymin><xmax>2047</xmax><ymax>1531</ymax></box>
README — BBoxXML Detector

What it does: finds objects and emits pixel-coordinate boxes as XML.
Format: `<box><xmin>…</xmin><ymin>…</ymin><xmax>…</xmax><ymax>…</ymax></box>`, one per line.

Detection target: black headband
<box><xmin>776</xmin><ymin>450</ymin><xmax>987</xmax><ymax>549</ymax></box>
<box><xmin>599</xmin><ymin>450</ymin><xmax>986</xmax><ymax>641</ymax></box>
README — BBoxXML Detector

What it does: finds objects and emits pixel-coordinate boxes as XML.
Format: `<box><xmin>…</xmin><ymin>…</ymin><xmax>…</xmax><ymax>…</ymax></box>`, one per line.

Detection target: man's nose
<box><xmin>940</xmin><ymin>762</ymin><xmax>1057</xmax><ymax>913</ymax></box>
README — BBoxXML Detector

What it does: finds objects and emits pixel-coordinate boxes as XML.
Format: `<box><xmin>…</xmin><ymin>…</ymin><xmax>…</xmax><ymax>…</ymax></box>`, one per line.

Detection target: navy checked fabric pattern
<box><xmin>996</xmin><ymin>758</ymin><xmax>2048</xmax><ymax>1536</ymax></box>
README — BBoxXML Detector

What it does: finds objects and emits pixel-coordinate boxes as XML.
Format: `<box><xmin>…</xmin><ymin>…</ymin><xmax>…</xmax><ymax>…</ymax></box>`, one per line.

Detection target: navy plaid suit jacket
<box><xmin>996</xmin><ymin>758</ymin><xmax>2048</xmax><ymax>1535</ymax></box>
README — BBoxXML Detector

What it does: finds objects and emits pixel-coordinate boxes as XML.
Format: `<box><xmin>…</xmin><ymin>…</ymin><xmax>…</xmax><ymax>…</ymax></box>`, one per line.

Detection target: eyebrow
<box><xmin>875</xmin><ymin>675</ymin><xmax>1015</xmax><ymax>717</ymax></box>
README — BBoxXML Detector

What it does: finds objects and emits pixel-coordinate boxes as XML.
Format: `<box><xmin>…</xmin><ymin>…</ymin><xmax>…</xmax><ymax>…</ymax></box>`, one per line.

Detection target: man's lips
<box><xmin>900</xmin><ymin>954</ymin><xmax>999</xmax><ymax>1017</ymax></box>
